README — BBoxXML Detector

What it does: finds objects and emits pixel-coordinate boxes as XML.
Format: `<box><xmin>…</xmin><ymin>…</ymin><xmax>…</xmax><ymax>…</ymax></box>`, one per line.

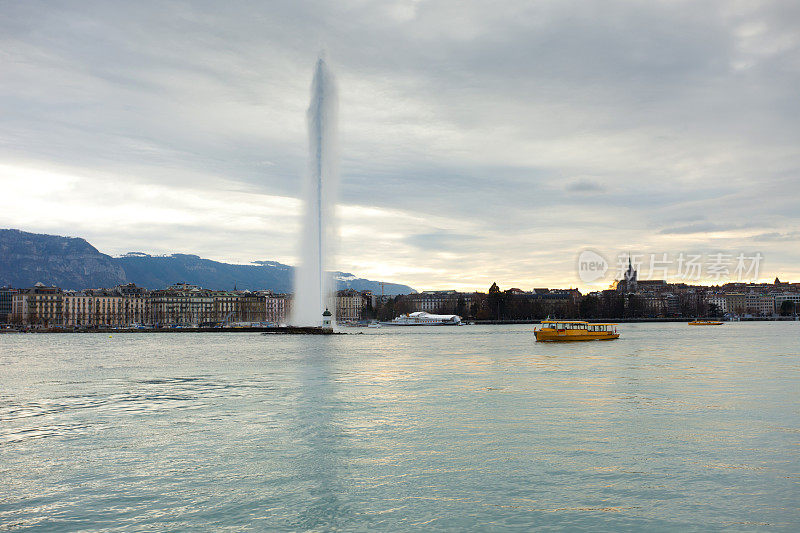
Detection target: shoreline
<box><xmin>473</xmin><ymin>317</ymin><xmax>798</xmax><ymax>324</ymax></box>
<box><xmin>2</xmin><ymin>316</ymin><xmax>797</xmax><ymax>333</ymax></box>
<box><xmin>1</xmin><ymin>326</ymin><xmax>337</xmax><ymax>335</ymax></box>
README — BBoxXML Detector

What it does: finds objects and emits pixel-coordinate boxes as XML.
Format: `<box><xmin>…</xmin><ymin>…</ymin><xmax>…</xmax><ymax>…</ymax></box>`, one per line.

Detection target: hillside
<box><xmin>0</xmin><ymin>229</ymin><xmax>127</xmax><ymax>289</ymax></box>
<box><xmin>0</xmin><ymin>229</ymin><xmax>415</xmax><ymax>294</ymax></box>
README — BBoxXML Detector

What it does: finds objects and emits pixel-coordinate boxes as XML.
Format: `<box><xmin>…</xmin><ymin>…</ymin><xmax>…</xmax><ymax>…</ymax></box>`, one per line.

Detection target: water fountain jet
<box><xmin>291</xmin><ymin>56</ymin><xmax>339</xmax><ymax>326</ymax></box>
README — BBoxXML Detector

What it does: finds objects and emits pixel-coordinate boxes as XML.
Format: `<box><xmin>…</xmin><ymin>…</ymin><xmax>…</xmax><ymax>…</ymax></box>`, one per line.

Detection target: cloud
<box><xmin>565</xmin><ymin>178</ymin><xmax>605</xmax><ymax>194</ymax></box>
<box><xmin>1</xmin><ymin>0</ymin><xmax>799</xmax><ymax>289</ymax></box>
<box><xmin>405</xmin><ymin>231</ymin><xmax>478</xmax><ymax>251</ymax></box>
<box><xmin>658</xmin><ymin>222</ymin><xmax>743</xmax><ymax>235</ymax></box>
<box><xmin>752</xmin><ymin>231</ymin><xmax>800</xmax><ymax>242</ymax></box>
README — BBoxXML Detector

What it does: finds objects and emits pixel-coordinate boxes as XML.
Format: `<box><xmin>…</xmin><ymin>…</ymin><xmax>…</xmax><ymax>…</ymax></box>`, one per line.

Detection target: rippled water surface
<box><xmin>1</xmin><ymin>323</ymin><xmax>798</xmax><ymax>531</ymax></box>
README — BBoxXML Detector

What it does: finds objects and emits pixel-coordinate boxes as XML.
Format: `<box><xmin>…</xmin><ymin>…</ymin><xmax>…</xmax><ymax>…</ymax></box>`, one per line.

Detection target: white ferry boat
<box><xmin>381</xmin><ymin>311</ymin><xmax>462</xmax><ymax>326</ymax></box>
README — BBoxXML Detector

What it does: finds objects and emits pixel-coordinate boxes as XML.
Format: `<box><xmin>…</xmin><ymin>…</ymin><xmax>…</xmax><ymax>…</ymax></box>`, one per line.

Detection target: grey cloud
<box><xmin>1</xmin><ymin>1</ymin><xmax>799</xmax><ymax>286</ymax></box>
<box><xmin>565</xmin><ymin>178</ymin><xmax>605</xmax><ymax>194</ymax></box>
<box><xmin>658</xmin><ymin>222</ymin><xmax>743</xmax><ymax>235</ymax></box>
<box><xmin>752</xmin><ymin>231</ymin><xmax>800</xmax><ymax>243</ymax></box>
<box><xmin>405</xmin><ymin>231</ymin><xmax>479</xmax><ymax>252</ymax></box>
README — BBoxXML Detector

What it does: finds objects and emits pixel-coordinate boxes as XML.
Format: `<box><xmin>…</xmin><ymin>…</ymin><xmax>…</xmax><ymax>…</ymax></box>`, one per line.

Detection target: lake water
<box><xmin>1</xmin><ymin>323</ymin><xmax>798</xmax><ymax>531</ymax></box>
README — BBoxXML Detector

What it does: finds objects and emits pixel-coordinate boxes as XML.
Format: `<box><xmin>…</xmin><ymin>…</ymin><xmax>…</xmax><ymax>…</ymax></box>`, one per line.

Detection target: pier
<box><xmin>1</xmin><ymin>326</ymin><xmax>339</xmax><ymax>334</ymax></box>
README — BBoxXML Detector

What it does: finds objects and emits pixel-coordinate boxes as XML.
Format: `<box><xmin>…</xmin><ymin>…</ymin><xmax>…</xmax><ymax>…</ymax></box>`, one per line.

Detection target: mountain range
<box><xmin>0</xmin><ymin>229</ymin><xmax>415</xmax><ymax>295</ymax></box>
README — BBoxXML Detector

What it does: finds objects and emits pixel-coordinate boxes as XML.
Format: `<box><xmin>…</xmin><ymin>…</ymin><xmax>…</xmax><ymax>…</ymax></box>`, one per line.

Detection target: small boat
<box><xmin>534</xmin><ymin>320</ymin><xmax>619</xmax><ymax>342</ymax></box>
<box><xmin>688</xmin><ymin>320</ymin><xmax>723</xmax><ymax>326</ymax></box>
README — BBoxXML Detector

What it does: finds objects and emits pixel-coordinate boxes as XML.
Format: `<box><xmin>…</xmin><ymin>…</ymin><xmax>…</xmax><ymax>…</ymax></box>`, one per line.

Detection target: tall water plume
<box><xmin>291</xmin><ymin>56</ymin><xmax>339</xmax><ymax>326</ymax></box>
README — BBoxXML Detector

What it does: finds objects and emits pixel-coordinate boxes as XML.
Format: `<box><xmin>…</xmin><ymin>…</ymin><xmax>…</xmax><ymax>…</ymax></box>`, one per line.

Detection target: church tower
<box><xmin>615</xmin><ymin>255</ymin><xmax>638</xmax><ymax>293</ymax></box>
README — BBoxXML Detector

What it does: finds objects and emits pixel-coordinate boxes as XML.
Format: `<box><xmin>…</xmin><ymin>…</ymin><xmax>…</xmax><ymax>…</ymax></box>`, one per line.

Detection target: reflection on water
<box><xmin>291</xmin><ymin>348</ymin><xmax>354</xmax><ymax>530</ymax></box>
<box><xmin>1</xmin><ymin>323</ymin><xmax>798</xmax><ymax>531</ymax></box>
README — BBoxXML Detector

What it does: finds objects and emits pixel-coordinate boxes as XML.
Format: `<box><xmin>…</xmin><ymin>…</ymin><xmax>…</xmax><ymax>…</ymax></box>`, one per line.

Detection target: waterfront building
<box><xmin>118</xmin><ymin>287</ymin><xmax>149</xmax><ymax>325</ymax></box>
<box><xmin>706</xmin><ymin>293</ymin><xmax>728</xmax><ymax>314</ymax></box>
<box><xmin>757</xmin><ymin>294</ymin><xmax>777</xmax><ymax>316</ymax></box>
<box><xmin>745</xmin><ymin>293</ymin><xmax>760</xmax><ymax>315</ymax></box>
<box><xmin>485</xmin><ymin>289</ymin><xmax>575</xmax><ymax>319</ymax></box>
<box><xmin>638</xmin><ymin>280</ymin><xmax>668</xmax><ymax>293</ymax></box>
<box><xmin>261</xmin><ymin>291</ymin><xmax>289</xmax><ymax>324</ymax></box>
<box><xmin>405</xmin><ymin>290</ymin><xmax>473</xmax><ymax>315</ymax></box>
<box><xmin>64</xmin><ymin>285</ymin><xmax>150</xmax><ymax>327</ymax></box>
<box><xmin>11</xmin><ymin>283</ymin><xmax>63</xmax><ymax>326</ymax></box>
<box><xmin>664</xmin><ymin>293</ymin><xmax>680</xmax><ymax>316</ymax></box>
<box><xmin>523</xmin><ymin>291</ymin><xmax>574</xmax><ymax>312</ymax></box>
<box><xmin>408</xmin><ymin>290</ymin><xmax>451</xmax><ymax>313</ymax></box>
<box><xmin>4</xmin><ymin>275</ymin><xmax>799</xmax><ymax>328</ymax></box>
<box><xmin>0</xmin><ymin>286</ymin><xmax>18</xmax><ymax>323</ymax></box>
<box><xmin>115</xmin><ymin>283</ymin><xmax>147</xmax><ymax>297</ymax></box>
<box><xmin>211</xmin><ymin>290</ymin><xmax>238</xmax><ymax>324</ymax></box>
<box><xmin>150</xmin><ymin>283</ymin><xmax>215</xmax><ymax>326</ymax></box>
<box><xmin>725</xmin><ymin>293</ymin><xmax>746</xmax><ymax>315</ymax></box>
<box><xmin>775</xmin><ymin>293</ymin><xmax>800</xmax><ymax>314</ymax></box>
<box><xmin>112</xmin><ymin>284</ymin><xmax>150</xmax><ymax>324</ymax></box>
<box><xmin>743</xmin><ymin>292</ymin><xmax>776</xmax><ymax>316</ymax></box>
<box><xmin>64</xmin><ymin>291</ymin><xmax>117</xmax><ymax>327</ymax></box>
<box><xmin>333</xmin><ymin>289</ymin><xmax>378</xmax><ymax>322</ymax></box>
<box><xmin>236</xmin><ymin>292</ymin><xmax>266</xmax><ymax>323</ymax></box>
<box><xmin>639</xmin><ymin>293</ymin><xmax>666</xmax><ymax>316</ymax></box>
<box><xmin>336</xmin><ymin>289</ymin><xmax>363</xmax><ymax>322</ymax></box>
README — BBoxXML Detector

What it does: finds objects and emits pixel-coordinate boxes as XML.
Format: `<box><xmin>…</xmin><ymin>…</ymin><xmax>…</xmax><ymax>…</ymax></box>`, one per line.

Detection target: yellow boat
<box><xmin>534</xmin><ymin>320</ymin><xmax>619</xmax><ymax>342</ymax></box>
<box><xmin>688</xmin><ymin>320</ymin><xmax>723</xmax><ymax>325</ymax></box>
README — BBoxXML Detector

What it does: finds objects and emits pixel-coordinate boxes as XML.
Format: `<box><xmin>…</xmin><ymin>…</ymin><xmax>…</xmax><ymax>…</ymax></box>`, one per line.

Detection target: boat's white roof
<box><xmin>405</xmin><ymin>312</ymin><xmax>461</xmax><ymax>320</ymax></box>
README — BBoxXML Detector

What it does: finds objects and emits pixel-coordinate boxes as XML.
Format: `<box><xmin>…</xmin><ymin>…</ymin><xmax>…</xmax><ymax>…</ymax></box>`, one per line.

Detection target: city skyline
<box><xmin>2</xmin><ymin>1</ymin><xmax>799</xmax><ymax>292</ymax></box>
<box><xmin>2</xmin><ymin>226</ymin><xmax>798</xmax><ymax>294</ymax></box>
<box><xmin>5</xmin><ymin>275</ymin><xmax>799</xmax><ymax>330</ymax></box>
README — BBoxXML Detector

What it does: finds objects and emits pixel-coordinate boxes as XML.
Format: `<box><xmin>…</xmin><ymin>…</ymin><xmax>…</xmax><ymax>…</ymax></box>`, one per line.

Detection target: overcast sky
<box><xmin>1</xmin><ymin>0</ymin><xmax>798</xmax><ymax>291</ymax></box>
